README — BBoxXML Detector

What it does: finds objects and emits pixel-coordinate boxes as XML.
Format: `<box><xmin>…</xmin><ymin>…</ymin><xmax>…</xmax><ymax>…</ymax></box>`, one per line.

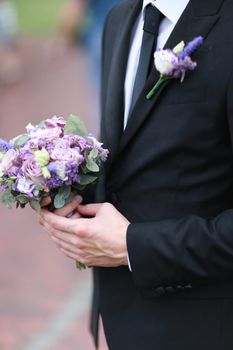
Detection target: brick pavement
<box><xmin>0</xmin><ymin>39</ymin><xmax>107</xmax><ymax>350</ymax></box>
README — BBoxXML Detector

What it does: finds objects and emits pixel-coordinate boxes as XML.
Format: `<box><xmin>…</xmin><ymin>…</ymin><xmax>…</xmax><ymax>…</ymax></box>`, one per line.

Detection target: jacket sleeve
<box><xmin>127</xmin><ymin>68</ymin><xmax>233</xmax><ymax>297</ymax></box>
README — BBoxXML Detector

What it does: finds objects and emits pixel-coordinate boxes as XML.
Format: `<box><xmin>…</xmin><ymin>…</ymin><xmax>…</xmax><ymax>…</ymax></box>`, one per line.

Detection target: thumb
<box><xmin>78</xmin><ymin>203</ymin><xmax>102</xmax><ymax>217</ymax></box>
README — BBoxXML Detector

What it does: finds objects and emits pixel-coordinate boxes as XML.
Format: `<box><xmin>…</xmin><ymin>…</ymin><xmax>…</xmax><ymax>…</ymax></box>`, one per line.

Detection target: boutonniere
<box><xmin>146</xmin><ymin>36</ymin><xmax>204</xmax><ymax>100</ymax></box>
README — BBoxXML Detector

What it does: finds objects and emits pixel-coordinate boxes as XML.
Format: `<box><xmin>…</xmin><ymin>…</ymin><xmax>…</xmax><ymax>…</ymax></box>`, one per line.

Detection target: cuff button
<box><xmin>176</xmin><ymin>285</ymin><xmax>185</xmax><ymax>290</ymax></box>
<box><xmin>155</xmin><ymin>287</ymin><xmax>166</xmax><ymax>296</ymax></box>
<box><xmin>184</xmin><ymin>284</ymin><xmax>192</xmax><ymax>289</ymax></box>
<box><xmin>165</xmin><ymin>286</ymin><xmax>175</xmax><ymax>294</ymax></box>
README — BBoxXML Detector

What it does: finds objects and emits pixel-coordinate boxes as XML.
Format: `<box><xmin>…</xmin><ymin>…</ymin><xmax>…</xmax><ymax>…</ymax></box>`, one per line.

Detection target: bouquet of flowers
<box><xmin>0</xmin><ymin>114</ymin><xmax>108</xmax><ymax>211</ymax></box>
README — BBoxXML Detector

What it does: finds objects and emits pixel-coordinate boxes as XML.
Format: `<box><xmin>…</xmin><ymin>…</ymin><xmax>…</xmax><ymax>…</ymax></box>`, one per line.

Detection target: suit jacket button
<box><xmin>165</xmin><ymin>286</ymin><xmax>175</xmax><ymax>294</ymax></box>
<box><xmin>155</xmin><ymin>287</ymin><xmax>165</xmax><ymax>296</ymax></box>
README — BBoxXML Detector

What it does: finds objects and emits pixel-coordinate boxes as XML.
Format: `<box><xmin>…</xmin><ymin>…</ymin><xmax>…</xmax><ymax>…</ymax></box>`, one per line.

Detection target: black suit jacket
<box><xmin>91</xmin><ymin>0</ymin><xmax>233</xmax><ymax>349</ymax></box>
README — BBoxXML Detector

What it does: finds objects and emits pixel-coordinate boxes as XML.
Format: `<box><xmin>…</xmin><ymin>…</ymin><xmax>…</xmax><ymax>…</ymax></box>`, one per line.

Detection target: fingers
<box><xmin>49</xmin><ymin>229</ymin><xmax>86</xmax><ymax>248</ymax></box>
<box><xmin>40</xmin><ymin>207</ymin><xmax>90</xmax><ymax>237</ymax></box>
<box><xmin>78</xmin><ymin>203</ymin><xmax>102</xmax><ymax>217</ymax></box>
<box><xmin>50</xmin><ymin>235</ymin><xmax>88</xmax><ymax>265</ymax></box>
<box><xmin>40</xmin><ymin>209</ymin><xmax>77</xmax><ymax>233</ymax></box>
<box><xmin>40</xmin><ymin>196</ymin><xmax>52</xmax><ymax>208</ymax></box>
<box><xmin>51</xmin><ymin>235</ymin><xmax>81</xmax><ymax>254</ymax></box>
<box><xmin>54</xmin><ymin>195</ymin><xmax>83</xmax><ymax>217</ymax></box>
<box><xmin>60</xmin><ymin>248</ymin><xmax>85</xmax><ymax>264</ymax></box>
<box><xmin>69</xmin><ymin>211</ymin><xmax>82</xmax><ymax>220</ymax></box>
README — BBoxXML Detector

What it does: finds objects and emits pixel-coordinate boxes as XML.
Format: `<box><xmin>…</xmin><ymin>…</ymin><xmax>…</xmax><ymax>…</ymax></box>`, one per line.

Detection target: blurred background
<box><xmin>0</xmin><ymin>1</ymin><xmax>121</xmax><ymax>349</ymax></box>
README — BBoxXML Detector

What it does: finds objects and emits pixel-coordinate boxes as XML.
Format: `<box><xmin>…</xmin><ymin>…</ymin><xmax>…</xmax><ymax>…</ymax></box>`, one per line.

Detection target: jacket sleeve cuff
<box><xmin>126</xmin><ymin>222</ymin><xmax>162</xmax><ymax>293</ymax></box>
<box><xmin>126</xmin><ymin>222</ymin><xmax>186</xmax><ymax>297</ymax></box>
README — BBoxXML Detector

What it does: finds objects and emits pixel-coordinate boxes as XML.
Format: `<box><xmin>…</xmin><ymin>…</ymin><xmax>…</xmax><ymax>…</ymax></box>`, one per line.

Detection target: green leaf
<box><xmin>79</xmin><ymin>174</ymin><xmax>98</xmax><ymax>186</ymax></box>
<box><xmin>0</xmin><ymin>190</ymin><xmax>16</xmax><ymax>208</ymax></box>
<box><xmin>54</xmin><ymin>194</ymin><xmax>65</xmax><ymax>209</ymax></box>
<box><xmin>38</xmin><ymin>120</ymin><xmax>45</xmax><ymax>129</ymax></box>
<box><xmin>89</xmin><ymin>148</ymin><xmax>99</xmax><ymax>159</ymax></box>
<box><xmin>4</xmin><ymin>178</ymin><xmax>14</xmax><ymax>188</ymax></box>
<box><xmin>64</xmin><ymin>114</ymin><xmax>88</xmax><ymax>137</ymax></box>
<box><xmin>16</xmin><ymin>195</ymin><xmax>29</xmax><ymax>205</ymax></box>
<box><xmin>30</xmin><ymin>199</ymin><xmax>41</xmax><ymax>212</ymax></box>
<box><xmin>85</xmin><ymin>148</ymin><xmax>100</xmax><ymax>172</ymax></box>
<box><xmin>58</xmin><ymin>186</ymin><xmax>71</xmax><ymax>200</ymax></box>
<box><xmin>80</xmin><ymin>165</ymin><xmax>89</xmax><ymax>174</ymax></box>
<box><xmin>72</xmin><ymin>183</ymin><xmax>86</xmax><ymax>191</ymax></box>
<box><xmin>53</xmin><ymin>186</ymin><xmax>72</xmax><ymax>209</ymax></box>
<box><xmin>86</xmin><ymin>158</ymin><xmax>99</xmax><ymax>172</ymax></box>
<box><xmin>63</xmin><ymin>191</ymin><xmax>74</xmax><ymax>206</ymax></box>
<box><xmin>14</xmin><ymin>134</ymin><xmax>29</xmax><ymax>148</ymax></box>
<box><xmin>33</xmin><ymin>189</ymin><xmax>40</xmax><ymax>197</ymax></box>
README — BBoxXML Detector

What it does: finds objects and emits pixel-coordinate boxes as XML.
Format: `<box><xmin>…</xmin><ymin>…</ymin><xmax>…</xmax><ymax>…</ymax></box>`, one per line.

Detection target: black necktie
<box><xmin>130</xmin><ymin>4</ymin><xmax>163</xmax><ymax>110</ymax></box>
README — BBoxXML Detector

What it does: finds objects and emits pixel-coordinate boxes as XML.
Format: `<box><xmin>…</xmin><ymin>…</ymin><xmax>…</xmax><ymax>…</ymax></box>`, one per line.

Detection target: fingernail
<box><xmin>75</xmin><ymin>195</ymin><xmax>83</xmax><ymax>203</ymax></box>
<box><xmin>66</xmin><ymin>210</ymin><xmax>75</xmax><ymax>218</ymax></box>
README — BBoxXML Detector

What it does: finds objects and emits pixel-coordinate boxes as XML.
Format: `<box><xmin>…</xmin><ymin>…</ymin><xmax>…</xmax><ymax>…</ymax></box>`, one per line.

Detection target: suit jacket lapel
<box><xmin>104</xmin><ymin>0</ymin><xmax>142</xmax><ymax>164</ymax></box>
<box><xmin>117</xmin><ymin>0</ymin><xmax>223</xmax><ymax>156</ymax></box>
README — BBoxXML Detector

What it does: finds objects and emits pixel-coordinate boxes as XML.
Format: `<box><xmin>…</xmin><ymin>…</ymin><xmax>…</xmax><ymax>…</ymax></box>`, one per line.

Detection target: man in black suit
<box><xmin>40</xmin><ymin>0</ymin><xmax>233</xmax><ymax>349</ymax></box>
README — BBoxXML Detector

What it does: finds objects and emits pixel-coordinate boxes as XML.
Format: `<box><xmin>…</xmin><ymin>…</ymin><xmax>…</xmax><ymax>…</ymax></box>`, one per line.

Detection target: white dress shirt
<box><xmin>124</xmin><ymin>0</ymin><xmax>190</xmax><ymax>129</ymax></box>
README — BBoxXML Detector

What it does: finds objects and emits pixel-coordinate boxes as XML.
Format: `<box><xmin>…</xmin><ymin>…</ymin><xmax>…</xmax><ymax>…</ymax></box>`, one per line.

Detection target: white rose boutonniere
<box><xmin>146</xmin><ymin>36</ymin><xmax>204</xmax><ymax>99</ymax></box>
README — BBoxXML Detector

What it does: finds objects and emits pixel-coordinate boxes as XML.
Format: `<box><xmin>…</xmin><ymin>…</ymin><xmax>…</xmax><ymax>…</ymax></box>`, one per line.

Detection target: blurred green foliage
<box><xmin>12</xmin><ymin>0</ymin><xmax>65</xmax><ymax>35</ymax></box>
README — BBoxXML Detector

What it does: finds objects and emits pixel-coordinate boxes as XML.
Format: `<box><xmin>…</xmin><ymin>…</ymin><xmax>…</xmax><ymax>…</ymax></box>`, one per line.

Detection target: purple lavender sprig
<box><xmin>0</xmin><ymin>139</ymin><xmax>14</xmax><ymax>153</ymax></box>
<box><xmin>178</xmin><ymin>36</ymin><xmax>204</xmax><ymax>59</ymax></box>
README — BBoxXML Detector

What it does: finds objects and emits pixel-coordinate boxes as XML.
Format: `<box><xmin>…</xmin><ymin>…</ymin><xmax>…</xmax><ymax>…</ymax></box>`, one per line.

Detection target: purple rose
<box><xmin>26</xmin><ymin>122</ymin><xmax>62</xmax><ymax>142</ymax></box>
<box><xmin>44</xmin><ymin>116</ymin><xmax>66</xmax><ymax>129</ymax></box>
<box><xmin>50</xmin><ymin>139</ymin><xmax>84</xmax><ymax>163</ymax></box>
<box><xmin>35</xmin><ymin>127</ymin><xmax>62</xmax><ymax>141</ymax></box>
<box><xmin>21</xmin><ymin>155</ymin><xmax>44</xmax><ymax>185</ymax></box>
<box><xmin>63</xmin><ymin>134</ymin><xmax>90</xmax><ymax>153</ymax></box>
<box><xmin>63</xmin><ymin>134</ymin><xmax>81</xmax><ymax>146</ymax></box>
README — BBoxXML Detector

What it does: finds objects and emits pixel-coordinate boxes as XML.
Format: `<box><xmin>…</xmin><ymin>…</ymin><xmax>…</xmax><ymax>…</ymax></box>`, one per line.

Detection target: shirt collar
<box><xmin>142</xmin><ymin>0</ymin><xmax>190</xmax><ymax>24</ymax></box>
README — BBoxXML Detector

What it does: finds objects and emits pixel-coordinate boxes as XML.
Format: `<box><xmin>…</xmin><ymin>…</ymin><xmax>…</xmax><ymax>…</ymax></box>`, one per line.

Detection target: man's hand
<box><xmin>39</xmin><ymin>201</ymin><xmax>130</xmax><ymax>267</ymax></box>
<box><xmin>40</xmin><ymin>195</ymin><xmax>83</xmax><ymax>219</ymax></box>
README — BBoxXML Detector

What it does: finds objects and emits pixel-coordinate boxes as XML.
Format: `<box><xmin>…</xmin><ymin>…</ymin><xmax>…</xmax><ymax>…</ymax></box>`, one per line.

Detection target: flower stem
<box><xmin>146</xmin><ymin>76</ymin><xmax>172</xmax><ymax>100</ymax></box>
<box><xmin>76</xmin><ymin>261</ymin><xmax>86</xmax><ymax>270</ymax></box>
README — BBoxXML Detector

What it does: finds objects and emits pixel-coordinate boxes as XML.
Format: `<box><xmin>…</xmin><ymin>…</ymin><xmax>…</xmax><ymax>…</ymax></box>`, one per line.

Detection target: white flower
<box><xmin>15</xmin><ymin>176</ymin><xmax>35</xmax><ymax>196</ymax></box>
<box><xmin>154</xmin><ymin>49</ymin><xmax>179</xmax><ymax>76</ymax></box>
<box><xmin>173</xmin><ymin>41</ymin><xmax>185</xmax><ymax>54</ymax></box>
<box><xmin>0</xmin><ymin>149</ymin><xmax>18</xmax><ymax>176</ymax></box>
<box><xmin>26</xmin><ymin>123</ymin><xmax>34</xmax><ymax>133</ymax></box>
